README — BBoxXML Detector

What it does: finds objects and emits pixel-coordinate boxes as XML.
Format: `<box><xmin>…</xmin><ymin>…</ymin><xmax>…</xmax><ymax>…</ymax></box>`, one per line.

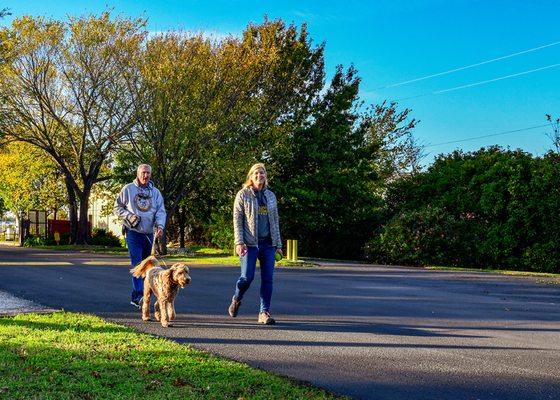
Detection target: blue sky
<box><xmin>2</xmin><ymin>1</ymin><xmax>559</xmax><ymax>164</ymax></box>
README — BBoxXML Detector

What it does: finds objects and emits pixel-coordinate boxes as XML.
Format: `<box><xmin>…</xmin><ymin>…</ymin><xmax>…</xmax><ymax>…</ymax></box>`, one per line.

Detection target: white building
<box><xmin>88</xmin><ymin>193</ymin><xmax>122</xmax><ymax>238</ymax></box>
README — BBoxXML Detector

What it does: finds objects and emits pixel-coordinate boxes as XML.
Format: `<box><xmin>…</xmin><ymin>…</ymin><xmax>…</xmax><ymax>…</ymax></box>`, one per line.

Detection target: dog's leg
<box><xmin>142</xmin><ymin>286</ymin><xmax>151</xmax><ymax>322</ymax></box>
<box><xmin>154</xmin><ymin>299</ymin><xmax>161</xmax><ymax>321</ymax></box>
<box><xmin>167</xmin><ymin>301</ymin><xmax>175</xmax><ymax>321</ymax></box>
<box><xmin>159</xmin><ymin>299</ymin><xmax>170</xmax><ymax>327</ymax></box>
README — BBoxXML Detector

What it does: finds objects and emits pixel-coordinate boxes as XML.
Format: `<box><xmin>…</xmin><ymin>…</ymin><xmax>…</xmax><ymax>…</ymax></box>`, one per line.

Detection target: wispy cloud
<box><xmin>292</xmin><ymin>10</ymin><xmax>341</xmax><ymax>23</ymax></box>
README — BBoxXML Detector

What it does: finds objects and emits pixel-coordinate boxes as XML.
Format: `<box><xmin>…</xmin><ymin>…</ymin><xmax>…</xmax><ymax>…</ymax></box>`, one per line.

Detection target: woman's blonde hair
<box><xmin>243</xmin><ymin>163</ymin><xmax>268</xmax><ymax>189</ymax></box>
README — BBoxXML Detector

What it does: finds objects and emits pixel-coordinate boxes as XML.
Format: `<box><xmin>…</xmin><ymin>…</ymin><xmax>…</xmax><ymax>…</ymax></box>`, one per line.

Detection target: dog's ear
<box><xmin>159</xmin><ymin>268</ymin><xmax>174</xmax><ymax>292</ymax></box>
<box><xmin>169</xmin><ymin>263</ymin><xmax>191</xmax><ymax>287</ymax></box>
<box><xmin>161</xmin><ymin>268</ymin><xmax>172</xmax><ymax>279</ymax></box>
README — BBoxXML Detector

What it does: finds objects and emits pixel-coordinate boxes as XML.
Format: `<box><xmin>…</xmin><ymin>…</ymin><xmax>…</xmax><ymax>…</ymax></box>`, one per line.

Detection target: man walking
<box><xmin>114</xmin><ymin>164</ymin><xmax>166</xmax><ymax>308</ymax></box>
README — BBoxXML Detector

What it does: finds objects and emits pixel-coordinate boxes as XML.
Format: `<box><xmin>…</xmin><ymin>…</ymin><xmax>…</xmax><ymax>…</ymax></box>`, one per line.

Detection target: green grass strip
<box><xmin>0</xmin><ymin>312</ymin><xmax>341</xmax><ymax>399</ymax></box>
<box><xmin>19</xmin><ymin>244</ymin><xmax>315</xmax><ymax>267</ymax></box>
<box><xmin>425</xmin><ymin>265</ymin><xmax>560</xmax><ymax>278</ymax></box>
<box><xmin>166</xmin><ymin>255</ymin><xmax>313</xmax><ymax>268</ymax></box>
<box><xmin>19</xmin><ymin>244</ymin><xmax>129</xmax><ymax>254</ymax></box>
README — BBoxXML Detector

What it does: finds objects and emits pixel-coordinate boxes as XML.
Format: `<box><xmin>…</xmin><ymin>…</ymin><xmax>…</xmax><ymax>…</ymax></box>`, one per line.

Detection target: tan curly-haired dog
<box><xmin>130</xmin><ymin>256</ymin><xmax>191</xmax><ymax>327</ymax></box>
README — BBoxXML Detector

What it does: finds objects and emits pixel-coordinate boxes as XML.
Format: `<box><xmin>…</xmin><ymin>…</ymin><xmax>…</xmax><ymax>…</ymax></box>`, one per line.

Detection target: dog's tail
<box><xmin>130</xmin><ymin>255</ymin><xmax>160</xmax><ymax>278</ymax></box>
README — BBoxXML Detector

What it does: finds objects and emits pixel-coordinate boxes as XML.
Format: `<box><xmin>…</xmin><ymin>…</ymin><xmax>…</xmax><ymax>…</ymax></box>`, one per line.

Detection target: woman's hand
<box><xmin>236</xmin><ymin>244</ymin><xmax>248</xmax><ymax>257</ymax></box>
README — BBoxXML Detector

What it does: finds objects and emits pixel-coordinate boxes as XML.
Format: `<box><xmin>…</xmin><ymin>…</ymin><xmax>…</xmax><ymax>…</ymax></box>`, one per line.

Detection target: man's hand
<box><xmin>236</xmin><ymin>244</ymin><xmax>248</xmax><ymax>257</ymax></box>
<box><xmin>156</xmin><ymin>227</ymin><xmax>163</xmax><ymax>238</ymax></box>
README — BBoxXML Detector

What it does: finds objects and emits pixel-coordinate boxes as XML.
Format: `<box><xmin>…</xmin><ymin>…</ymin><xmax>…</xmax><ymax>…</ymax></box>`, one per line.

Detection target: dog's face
<box><xmin>170</xmin><ymin>264</ymin><xmax>191</xmax><ymax>288</ymax></box>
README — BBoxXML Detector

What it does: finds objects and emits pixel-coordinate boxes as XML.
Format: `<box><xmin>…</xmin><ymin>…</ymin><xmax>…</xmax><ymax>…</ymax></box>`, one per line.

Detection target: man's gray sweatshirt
<box><xmin>114</xmin><ymin>179</ymin><xmax>167</xmax><ymax>234</ymax></box>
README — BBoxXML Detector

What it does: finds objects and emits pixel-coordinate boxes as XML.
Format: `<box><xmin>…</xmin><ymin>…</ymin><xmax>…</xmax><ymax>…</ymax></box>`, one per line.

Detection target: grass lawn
<box><xmin>20</xmin><ymin>243</ymin><xmax>313</xmax><ymax>267</ymax></box>
<box><xmin>424</xmin><ymin>265</ymin><xmax>560</xmax><ymax>284</ymax></box>
<box><xmin>0</xmin><ymin>312</ymin><xmax>341</xmax><ymax>399</ymax></box>
<box><xmin>165</xmin><ymin>246</ymin><xmax>314</xmax><ymax>267</ymax></box>
<box><xmin>167</xmin><ymin>250</ymin><xmax>312</xmax><ymax>267</ymax></box>
<box><xmin>20</xmin><ymin>244</ymin><xmax>129</xmax><ymax>254</ymax></box>
<box><xmin>425</xmin><ymin>265</ymin><xmax>560</xmax><ymax>278</ymax></box>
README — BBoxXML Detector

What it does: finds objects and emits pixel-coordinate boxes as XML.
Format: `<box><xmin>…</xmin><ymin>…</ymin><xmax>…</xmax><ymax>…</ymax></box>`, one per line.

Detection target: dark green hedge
<box><xmin>366</xmin><ymin>147</ymin><xmax>560</xmax><ymax>273</ymax></box>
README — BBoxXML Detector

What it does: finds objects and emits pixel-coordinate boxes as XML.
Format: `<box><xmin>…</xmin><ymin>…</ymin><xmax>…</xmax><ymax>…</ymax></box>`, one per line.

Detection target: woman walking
<box><xmin>228</xmin><ymin>163</ymin><xmax>283</xmax><ymax>324</ymax></box>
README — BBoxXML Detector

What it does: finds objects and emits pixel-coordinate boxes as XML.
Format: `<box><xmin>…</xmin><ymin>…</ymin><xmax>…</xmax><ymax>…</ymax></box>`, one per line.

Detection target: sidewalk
<box><xmin>0</xmin><ymin>290</ymin><xmax>54</xmax><ymax>316</ymax></box>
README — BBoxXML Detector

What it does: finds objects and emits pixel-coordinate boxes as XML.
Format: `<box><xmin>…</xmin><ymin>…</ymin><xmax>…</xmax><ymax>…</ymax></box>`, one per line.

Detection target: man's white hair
<box><xmin>137</xmin><ymin>164</ymin><xmax>152</xmax><ymax>173</ymax></box>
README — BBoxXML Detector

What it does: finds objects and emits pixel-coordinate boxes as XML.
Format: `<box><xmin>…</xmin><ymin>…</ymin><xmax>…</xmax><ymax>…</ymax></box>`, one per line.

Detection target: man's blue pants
<box><xmin>126</xmin><ymin>230</ymin><xmax>154</xmax><ymax>303</ymax></box>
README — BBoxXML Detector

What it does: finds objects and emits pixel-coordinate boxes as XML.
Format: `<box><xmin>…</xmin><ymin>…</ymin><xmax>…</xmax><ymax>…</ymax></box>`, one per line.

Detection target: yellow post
<box><xmin>293</xmin><ymin>239</ymin><xmax>298</xmax><ymax>262</ymax></box>
<box><xmin>287</xmin><ymin>240</ymin><xmax>293</xmax><ymax>261</ymax></box>
<box><xmin>54</xmin><ymin>231</ymin><xmax>60</xmax><ymax>245</ymax></box>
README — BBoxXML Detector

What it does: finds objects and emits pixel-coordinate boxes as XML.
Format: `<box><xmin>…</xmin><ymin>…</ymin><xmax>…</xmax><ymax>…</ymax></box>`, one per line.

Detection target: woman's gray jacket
<box><xmin>233</xmin><ymin>187</ymin><xmax>282</xmax><ymax>249</ymax></box>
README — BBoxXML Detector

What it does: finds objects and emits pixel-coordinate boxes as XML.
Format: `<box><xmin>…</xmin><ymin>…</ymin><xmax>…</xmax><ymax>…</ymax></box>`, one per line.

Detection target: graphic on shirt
<box><xmin>258</xmin><ymin>205</ymin><xmax>268</xmax><ymax>215</ymax></box>
<box><xmin>134</xmin><ymin>192</ymin><xmax>152</xmax><ymax>212</ymax></box>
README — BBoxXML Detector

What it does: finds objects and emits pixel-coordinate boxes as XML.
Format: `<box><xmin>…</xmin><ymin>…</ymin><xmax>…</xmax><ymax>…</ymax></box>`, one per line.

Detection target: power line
<box><xmin>425</xmin><ymin>124</ymin><xmax>549</xmax><ymax>148</ymax></box>
<box><xmin>397</xmin><ymin>62</ymin><xmax>560</xmax><ymax>101</ymax></box>
<box><xmin>378</xmin><ymin>40</ymin><xmax>560</xmax><ymax>89</ymax></box>
<box><xmin>436</xmin><ymin>63</ymin><xmax>560</xmax><ymax>94</ymax></box>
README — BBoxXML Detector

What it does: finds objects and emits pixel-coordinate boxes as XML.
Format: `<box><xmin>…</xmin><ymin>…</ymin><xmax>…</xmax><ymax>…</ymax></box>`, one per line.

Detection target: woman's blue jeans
<box><xmin>126</xmin><ymin>230</ymin><xmax>154</xmax><ymax>303</ymax></box>
<box><xmin>234</xmin><ymin>241</ymin><xmax>276</xmax><ymax>312</ymax></box>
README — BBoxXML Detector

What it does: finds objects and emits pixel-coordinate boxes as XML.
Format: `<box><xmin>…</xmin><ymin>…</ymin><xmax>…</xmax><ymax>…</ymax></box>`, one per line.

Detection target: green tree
<box><xmin>369</xmin><ymin>147</ymin><xmax>560</xmax><ymax>272</ymax></box>
<box><xmin>0</xmin><ymin>142</ymin><xmax>66</xmax><ymax>238</ymax></box>
<box><xmin>116</xmin><ymin>19</ymin><xmax>325</xmax><ymax>251</ymax></box>
<box><xmin>271</xmin><ymin>66</ymin><xmax>418</xmax><ymax>258</ymax></box>
<box><xmin>0</xmin><ymin>13</ymin><xmax>145</xmax><ymax>243</ymax></box>
<box><xmin>521</xmin><ymin>151</ymin><xmax>560</xmax><ymax>272</ymax></box>
<box><xmin>546</xmin><ymin>114</ymin><xmax>560</xmax><ymax>153</ymax></box>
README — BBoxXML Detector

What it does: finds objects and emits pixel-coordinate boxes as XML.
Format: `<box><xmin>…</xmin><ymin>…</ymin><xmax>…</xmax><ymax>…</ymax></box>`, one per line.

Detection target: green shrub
<box><xmin>366</xmin><ymin>148</ymin><xmax>560</xmax><ymax>273</ymax></box>
<box><xmin>23</xmin><ymin>235</ymin><xmax>47</xmax><ymax>247</ymax></box>
<box><xmin>365</xmin><ymin>206</ymin><xmax>482</xmax><ymax>267</ymax></box>
<box><xmin>90</xmin><ymin>228</ymin><xmax>122</xmax><ymax>247</ymax></box>
<box><xmin>206</xmin><ymin>211</ymin><xmax>234</xmax><ymax>251</ymax></box>
<box><xmin>522</xmin><ymin>243</ymin><xmax>559</xmax><ymax>273</ymax></box>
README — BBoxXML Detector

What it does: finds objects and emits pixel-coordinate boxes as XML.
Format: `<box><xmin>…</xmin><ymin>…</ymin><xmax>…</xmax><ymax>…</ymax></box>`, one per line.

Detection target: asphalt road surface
<box><xmin>1</xmin><ymin>244</ymin><xmax>559</xmax><ymax>400</ymax></box>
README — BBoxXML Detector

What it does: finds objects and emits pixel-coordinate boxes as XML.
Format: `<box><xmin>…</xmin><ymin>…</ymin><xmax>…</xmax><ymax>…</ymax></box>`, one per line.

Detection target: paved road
<box><xmin>1</xmin><ymin>244</ymin><xmax>559</xmax><ymax>400</ymax></box>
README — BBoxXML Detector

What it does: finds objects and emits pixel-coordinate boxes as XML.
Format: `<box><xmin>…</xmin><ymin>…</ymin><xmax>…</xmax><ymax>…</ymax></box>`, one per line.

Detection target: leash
<box><xmin>147</xmin><ymin>230</ymin><xmax>168</xmax><ymax>268</ymax></box>
<box><xmin>150</xmin><ymin>233</ymin><xmax>156</xmax><ymax>256</ymax></box>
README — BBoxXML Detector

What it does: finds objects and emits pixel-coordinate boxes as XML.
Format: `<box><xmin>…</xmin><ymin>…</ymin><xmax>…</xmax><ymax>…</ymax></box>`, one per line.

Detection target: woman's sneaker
<box><xmin>258</xmin><ymin>311</ymin><xmax>276</xmax><ymax>325</ymax></box>
<box><xmin>228</xmin><ymin>296</ymin><xmax>241</xmax><ymax>317</ymax></box>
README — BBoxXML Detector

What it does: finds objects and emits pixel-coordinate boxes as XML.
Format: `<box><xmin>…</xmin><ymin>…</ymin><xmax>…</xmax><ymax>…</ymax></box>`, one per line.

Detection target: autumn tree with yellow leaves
<box><xmin>0</xmin><ymin>13</ymin><xmax>145</xmax><ymax>243</ymax></box>
<box><xmin>0</xmin><ymin>142</ymin><xmax>66</xmax><ymax>226</ymax></box>
<box><xmin>113</xmin><ymin>20</ymin><xmax>325</xmax><ymax>250</ymax></box>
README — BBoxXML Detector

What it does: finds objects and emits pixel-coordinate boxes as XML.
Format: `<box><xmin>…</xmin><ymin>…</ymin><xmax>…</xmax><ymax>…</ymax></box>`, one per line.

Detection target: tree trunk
<box><xmin>64</xmin><ymin>176</ymin><xmax>78</xmax><ymax>243</ymax></box>
<box><xmin>75</xmin><ymin>189</ymin><xmax>91</xmax><ymax>244</ymax></box>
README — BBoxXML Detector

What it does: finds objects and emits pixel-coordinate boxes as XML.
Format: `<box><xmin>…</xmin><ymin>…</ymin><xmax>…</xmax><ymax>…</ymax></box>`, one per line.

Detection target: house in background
<box><xmin>89</xmin><ymin>193</ymin><xmax>122</xmax><ymax>238</ymax></box>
